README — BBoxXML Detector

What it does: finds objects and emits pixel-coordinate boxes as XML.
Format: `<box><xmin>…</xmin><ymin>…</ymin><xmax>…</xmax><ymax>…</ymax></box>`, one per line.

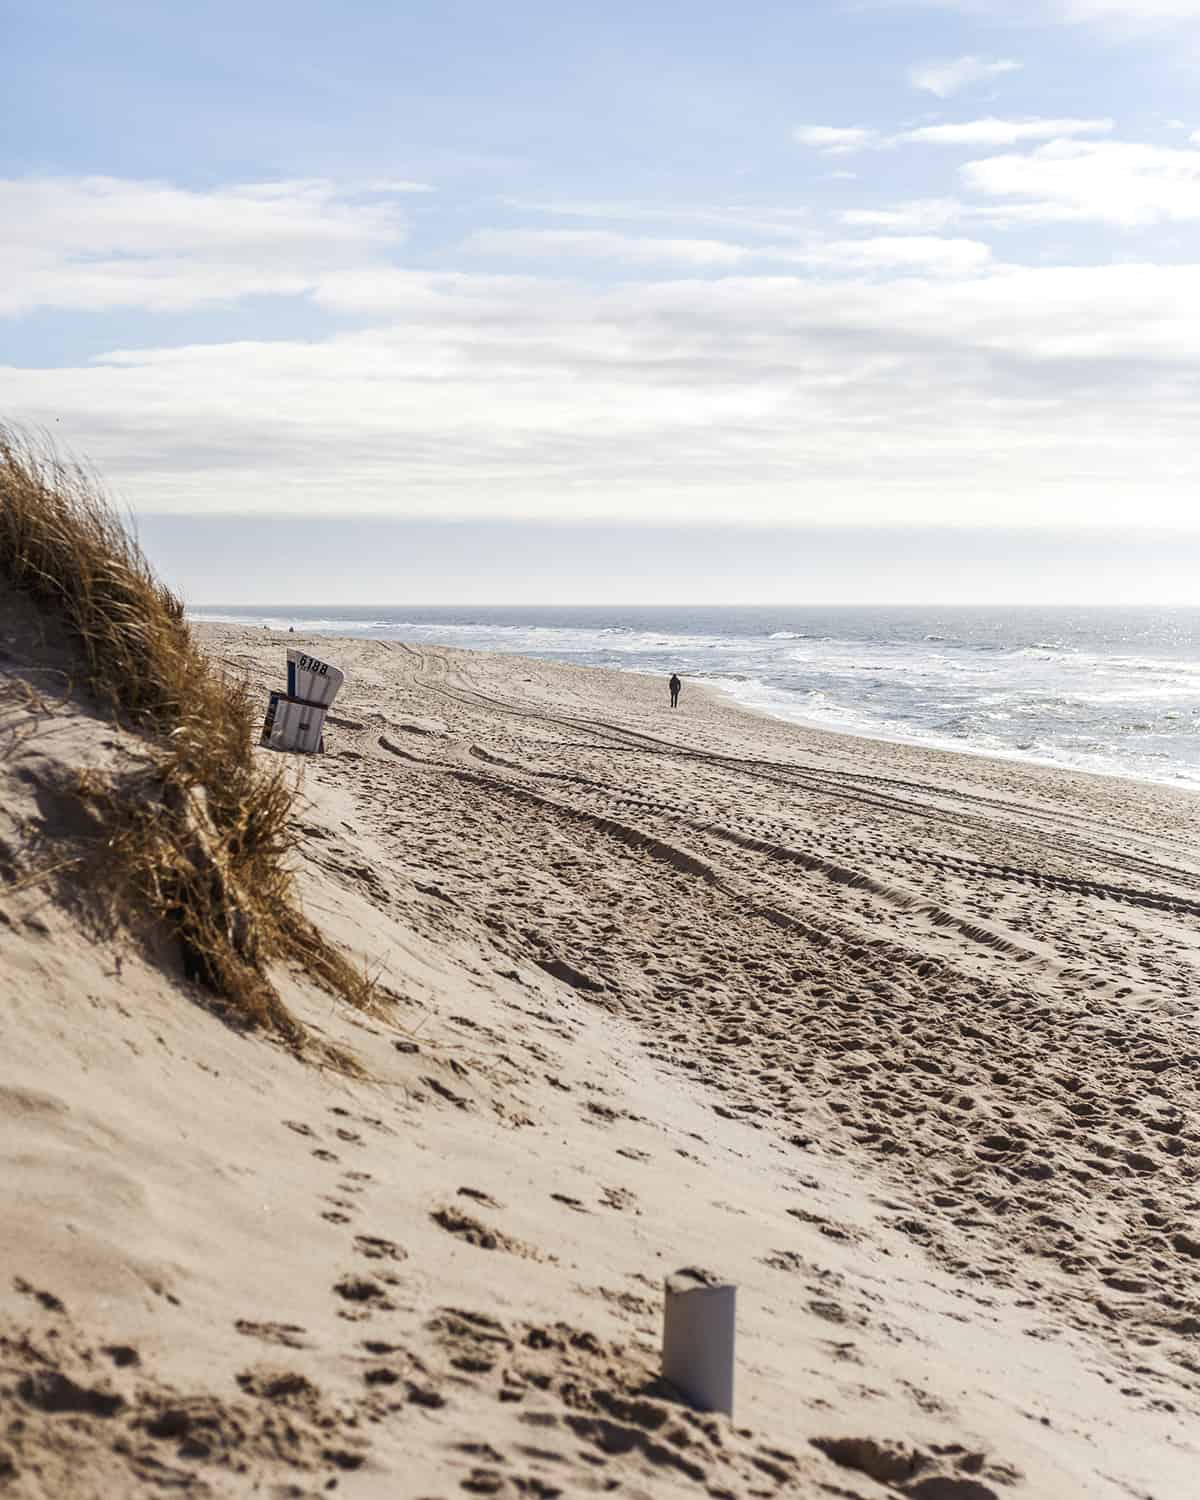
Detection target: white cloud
<box><xmin>910</xmin><ymin>56</ymin><xmax>1022</xmax><ymax>98</ymax></box>
<box><xmin>795</xmin><ymin>119</ymin><xmax>1112</xmax><ymax>156</ymax></box>
<box><xmin>793</xmin><ymin>126</ymin><xmax>878</xmax><ymax>154</ymax></box>
<box><xmin>0</xmin><ymin>176</ymin><xmax>415</xmax><ymax>314</ymax></box>
<box><xmin>964</xmin><ymin>139</ymin><xmax>1200</xmax><ymax>225</ymax></box>
<box><xmin>500</xmin><ymin>197</ymin><xmax>812</xmax><ymax>240</ymax></box>
<box><xmin>464</xmin><ymin>228</ymin><xmax>990</xmax><ymax>277</ymax></box>
<box><xmin>841</xmin><ymin>199</ymin><xmax>963</xmax><ymax>230</ymax></box>
<box><xmin>3</xmin><ymin>176</ymin><xmax>417</xmax><ymax>255</ymax></box>
<box><xmin>788</xmin><ymin>236</ymin><xmax>992</xmax><ymax>275</ymax></box>
<box><xmin>505</xmin><ymin>197</ymin><xmax>804</xmax><ymax>223</ymax></box>
<box><xmin>901</xmin><ymin>117</ymin><xmax>1112</xmax><ymax>146</ymax></box>
<box><xmin>5</xmin><ymin>172</ymin><xmax>1200</xmax><ymax>534</ymax></box>
<box><xmin>462</xmin><ymin>229</ymin><xmax>749</xmax><ymax>266</ymax></box>
<box><xmin>361</xmin><ymin>178</ymin><xmax>434</xmax><ymax>194</ymax></box>
<box><xmin>8</xmin><ymin>258</ymin><xmax>1200</xmax><ymax>532</ymax></box>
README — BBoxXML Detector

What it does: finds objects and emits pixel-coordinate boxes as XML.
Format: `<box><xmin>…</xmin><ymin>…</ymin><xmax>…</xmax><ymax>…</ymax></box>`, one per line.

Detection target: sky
<box><xmin>5</xmin><ymin>0</ymin><xmax>1200</xmax><ymax>604</ymax></box>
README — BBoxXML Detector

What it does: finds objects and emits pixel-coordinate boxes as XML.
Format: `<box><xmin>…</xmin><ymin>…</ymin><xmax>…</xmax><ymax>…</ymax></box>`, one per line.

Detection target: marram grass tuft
<box><xmin>0</xmin><ymin>426</ymin><xmax>379</xmax><ymax>1064</ymax></box>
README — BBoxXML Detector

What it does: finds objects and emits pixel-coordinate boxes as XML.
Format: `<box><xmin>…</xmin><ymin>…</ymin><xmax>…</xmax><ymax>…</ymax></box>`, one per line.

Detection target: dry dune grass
<box><xmin>0</xmin><ymin>425</ymin><xmax>377</xmax><ymax>1058</ymax></box>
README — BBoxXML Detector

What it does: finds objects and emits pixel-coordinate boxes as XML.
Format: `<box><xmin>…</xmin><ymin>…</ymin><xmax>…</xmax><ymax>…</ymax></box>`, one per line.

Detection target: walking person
<box><xmin>669</xmin><ymin>672</ymin><xmax>682</xmax><ymax>709</ymax></box>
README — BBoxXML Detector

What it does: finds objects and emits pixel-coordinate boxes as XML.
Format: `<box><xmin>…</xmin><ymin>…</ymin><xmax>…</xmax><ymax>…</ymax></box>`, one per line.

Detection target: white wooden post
<box><xmin>662</xmin><ymin>1268</ymin><xmax>737</xmax><ymax>1416</ymax></box>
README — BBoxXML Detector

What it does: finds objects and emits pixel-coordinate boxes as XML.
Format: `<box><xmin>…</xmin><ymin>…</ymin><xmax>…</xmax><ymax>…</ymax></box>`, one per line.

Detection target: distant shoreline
<box><xmin>694</xmin><ymin>671</ymin><xmax>1197</xmax><ymax>797</ymax></box>
<box><xmin>200</xmin><ymin>616</ymin><xmax>1200</xmax><ymax>802</ymax></box>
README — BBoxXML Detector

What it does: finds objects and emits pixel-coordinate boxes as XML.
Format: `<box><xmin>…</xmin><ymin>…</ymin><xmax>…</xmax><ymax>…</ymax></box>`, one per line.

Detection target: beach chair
<box><xmin>260</xmin><ymin>648</ymin><xmax>345</xmax><ymax>754</ymax></box>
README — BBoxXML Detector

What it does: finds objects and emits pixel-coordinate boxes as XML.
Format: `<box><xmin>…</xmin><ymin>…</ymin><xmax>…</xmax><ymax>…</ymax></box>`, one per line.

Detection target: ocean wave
<box><xmin>189</xmin><ymin>612</ymin><xmax>392</xmax><ymax>632</ymax></box>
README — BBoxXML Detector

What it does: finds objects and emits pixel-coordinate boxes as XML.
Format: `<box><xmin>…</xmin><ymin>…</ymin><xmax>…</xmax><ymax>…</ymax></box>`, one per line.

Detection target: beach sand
<box><xmin>2</xmin><ymin>618</ymin><xmax>1199</xmax><ymax>1498</ymax></box>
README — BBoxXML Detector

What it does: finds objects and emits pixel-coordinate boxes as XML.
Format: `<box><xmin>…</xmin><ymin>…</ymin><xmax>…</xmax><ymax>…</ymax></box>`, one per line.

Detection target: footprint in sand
<box><xmin>17</xmin><ymin>1372</ymin><xmax>124</xmax><ymax>1418</ymax></box>
<box><xmin>101</xmin><ymin>1345</ymin><xmax>140</xmax><ymax>1368</ymax></box>
<box><xmin>430</xmin><ymin>1207</ymin><xmax>545</xmax><ymax>1260</ymax></box>
<box><xmin>458</xmin><ymin>1186</ymin><xmax>503</xmax><ymax>1210</ymax></box>
<box><xmin>550</xmin><ymin>1193</ymin><xmax>591</xmax><ymax>1214</ymax></box>
<box><xmin>812</xmin><ymin>1435</ymin><xmax>1019</xmax><ymax>1498</ymax></box>
<box><xmin>353</xmin><ymin>1235</ymin><xmax>406</xmax><ymax>1262</ymax></box>
<box><xmin>13</xmin><ymin>1279</ymin><xmax>67</xmax><ymax>1314</ymax></box>
<box><xmin>422</xmin><ymin>1074</ymin><xmax>474</xmax><ymax>1110</ymax></box>
<box><xmin>234</xmin><ymin>1320</ymin><xmax>310</xmax><ymax>1349</ymax></box>
<box><xmin>598</xmin><ymin>1186</ymin><xmax>639</xmax><ymax>1213</ymax></box>
<box><xmin>333</xmin><ymin>1277</ymin><xmax>396</xmax><ymax>1318</ymax></box>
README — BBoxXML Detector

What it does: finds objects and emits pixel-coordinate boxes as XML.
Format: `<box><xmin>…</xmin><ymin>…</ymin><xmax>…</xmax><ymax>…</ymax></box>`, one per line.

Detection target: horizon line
<box><xmin>188</xmin><ymin>600</ymin><xmax>1200</xmax><ymax>611</ymax></box>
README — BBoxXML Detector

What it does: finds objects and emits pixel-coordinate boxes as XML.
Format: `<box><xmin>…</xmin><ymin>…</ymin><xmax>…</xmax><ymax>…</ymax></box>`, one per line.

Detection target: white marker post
<box><xmin>662</xmin><ymin>1268</ymin><xmax>737</xmax><ymax>1416</ymax></box>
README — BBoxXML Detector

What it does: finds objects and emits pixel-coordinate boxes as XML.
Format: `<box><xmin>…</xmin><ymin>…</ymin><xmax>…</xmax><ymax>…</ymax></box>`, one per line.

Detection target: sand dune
<box><xmin>2</xmin><ymin>619</ymin><xmax>1199</xmax><ymax>1498</ymax></box>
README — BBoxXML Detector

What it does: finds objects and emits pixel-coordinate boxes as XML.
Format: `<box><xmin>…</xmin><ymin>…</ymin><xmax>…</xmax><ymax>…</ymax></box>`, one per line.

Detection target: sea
<box><xmin>191</xmin><ymin>605</ymin><xmax>1200</xmax><ymax>792</ymax></box>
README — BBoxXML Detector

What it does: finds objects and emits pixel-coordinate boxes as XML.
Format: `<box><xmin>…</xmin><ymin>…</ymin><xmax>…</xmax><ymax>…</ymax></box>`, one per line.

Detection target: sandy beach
<box><xmin>3</xmin><ymin>618</ymin><xmax>1199</xmax><ymax>1499</ymax></box>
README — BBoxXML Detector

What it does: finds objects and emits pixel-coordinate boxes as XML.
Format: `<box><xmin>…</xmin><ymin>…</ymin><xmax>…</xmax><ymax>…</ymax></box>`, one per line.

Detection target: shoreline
<box><xmin>230</xmin><ymin>621</ymin><xmax>1200</xmax><ymax>808</ymax></box>
<box><xmin>697</xmin><ymin>669</ymin><xmax>1200</xmax><ymax>798</ymax></box>
<box><xmin>193</xmin><ymin>609</ymin><xmax>1200</xmax><ymax>799</ymax></box>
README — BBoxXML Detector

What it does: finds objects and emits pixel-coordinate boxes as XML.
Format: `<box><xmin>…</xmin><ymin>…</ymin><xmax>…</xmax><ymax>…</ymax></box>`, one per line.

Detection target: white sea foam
<box><xmin>190</xmin><ymin>611</ymin><xmax>393</xmax><ymax>632</ymax></box>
